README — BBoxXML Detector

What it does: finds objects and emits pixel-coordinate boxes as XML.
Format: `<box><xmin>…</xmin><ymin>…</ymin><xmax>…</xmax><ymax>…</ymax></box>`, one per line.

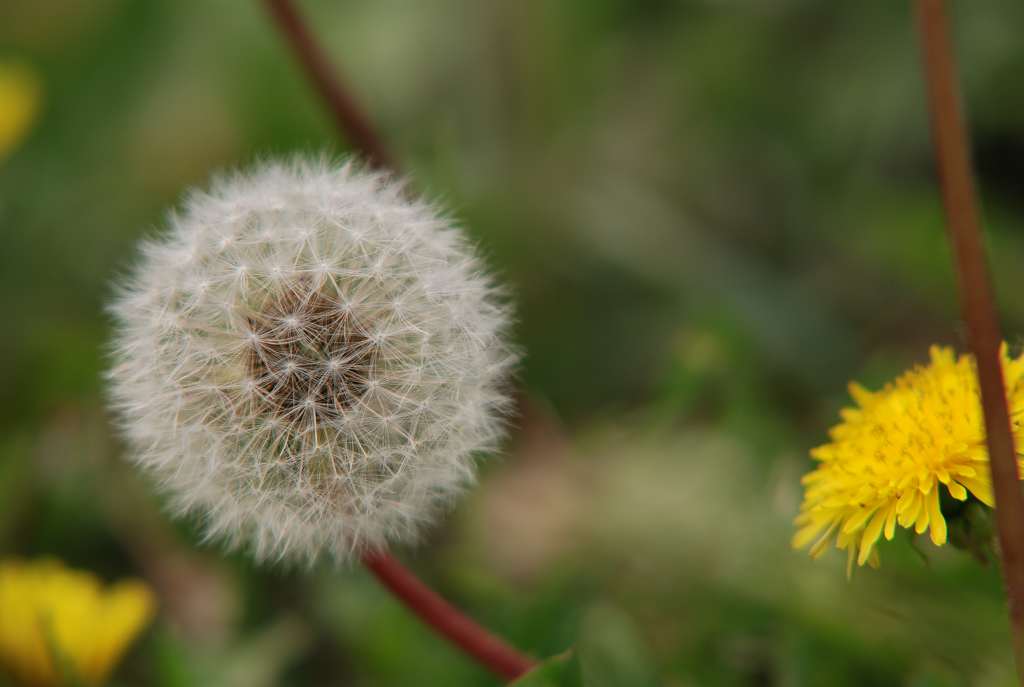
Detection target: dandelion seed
<box><xmin>793</xmin><ymin>344</ymin><xmax>1024</xmax><ymax>574</ymax></box>
<box><xmin>108</xmin><ymin>158</ymin><xmax>516</xmax><ymax>564</ymax></box>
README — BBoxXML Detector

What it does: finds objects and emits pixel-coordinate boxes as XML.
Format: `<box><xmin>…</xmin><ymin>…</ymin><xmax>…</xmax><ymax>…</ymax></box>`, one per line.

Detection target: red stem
<box><xmin>263</xmin><ymin>1</ymin><xmax>537</xmax><ymax>679</ymax></box>
<box><xmin>263</xmin><ymin>0</ymin><xmax>396</xmax><ymax>171</ymax></box>
<box><xmin>362</xmin><ymin>551</ymin><xmax>536</xmax><ymax>680</ymax></box>
<box><xmin>915</xmin><ymin>0</ymin><xmax>1024</xmax><ymax>681</ymax></box>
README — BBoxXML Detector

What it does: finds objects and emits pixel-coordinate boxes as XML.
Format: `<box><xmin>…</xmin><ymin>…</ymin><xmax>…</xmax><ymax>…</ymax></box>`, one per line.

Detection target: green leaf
<box><xmin>510</xmin><ymin>651</ymin><xmax>582</xmax><ymax>687</ymax></box>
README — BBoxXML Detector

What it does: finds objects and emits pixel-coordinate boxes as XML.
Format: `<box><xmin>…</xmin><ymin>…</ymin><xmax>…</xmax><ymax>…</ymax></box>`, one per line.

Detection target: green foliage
<box><xmin>2</xmin><ymin>0</ymin><xmax>1024</xmax><ymax>684</ymax></box>
<box><xmin>577</xmin><ymin>606</ymin><xmax>659</xmax><ymax>687</ymax></box>
<box><xmin>513</xmin><ymin>605</ymin><xmax>660</xmax><ymax>687</ymax></box>
<box><xmin>510</xmin><ymin>653</ymin><xmax>581</xmax><ymax>687</ymax></box>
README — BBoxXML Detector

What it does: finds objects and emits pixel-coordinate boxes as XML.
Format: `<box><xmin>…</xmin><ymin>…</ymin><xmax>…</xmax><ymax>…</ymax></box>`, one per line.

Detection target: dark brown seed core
<box><xmin>245</xmin><ymin>284</ymin><xmax>376</xmax><ymax>425</ymax></box>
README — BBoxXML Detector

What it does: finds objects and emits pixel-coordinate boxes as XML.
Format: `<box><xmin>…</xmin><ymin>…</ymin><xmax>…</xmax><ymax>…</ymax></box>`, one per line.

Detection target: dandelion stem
<box><xmin>362</xmin><ymin>551</ymin><xmax>536</xmax><ymax>680</ymax></box>
<box><xmin>914</xmin><ymin>0</ymin><xmax>1024</xmax><ymax>680</ymax></box>
<box><xmin>263</xmin><ymin>1</ymin><xmax>537</xmax><ymax>679</ymax></box>
<box><xmin>263</xmin><ymin>0</ymin><xmax>396</xmax><ymax>170</ymax></box>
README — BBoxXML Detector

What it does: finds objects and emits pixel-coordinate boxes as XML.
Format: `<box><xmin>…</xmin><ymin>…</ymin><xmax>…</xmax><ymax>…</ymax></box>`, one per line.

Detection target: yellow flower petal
<box><xmin>857</xmin><ymin>508</ymin><xmax>887</xmax><ymax>566</ymax></box>
<box><xmin>842</xmin><ymin>506</ymin><xmax>878</xmax><ymax>534</ymax></box>
<box><xmin>946</xmin><ymin>480</ymin><xmax>968</xmax><ymax>501</ymax></box>
<box><xmin>914</xmin><ymin>504</ymin><xmax>930</xmax><ymax>535</ymax></box>
<box><xmin>794</xmin><ymin>344</ymin><xmax>1024</xmax><ymax>571</ymax></box>
<box><xmin>0</xmin><ymin>559</ymin><xmax>155</xmax><ymax>686</ymax></box>
<box><xmin>883</xmin><ymin>501</ymin><xmax>898</xmax><ymax>541</ymax></box>
<box><xmin>927</xmin><ymin>487</ymin><xmax>947</xmax><ymax>546</ymax></box>
<box><xmin>960</xmin><ymin>475</ymin><xmax>994</xmax><ymax>507</ymax></box>
<box><xmin>0</xmin><ymin>62</ymin><xmax>41</xmax><ymax>161</ymax></box>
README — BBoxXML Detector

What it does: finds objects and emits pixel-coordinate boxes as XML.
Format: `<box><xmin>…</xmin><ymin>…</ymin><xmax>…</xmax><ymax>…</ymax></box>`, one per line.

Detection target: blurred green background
<box><xmin>3</xmin><ymin>1</ymin><xmax>1024</xmax><ymax>685</ymax></box>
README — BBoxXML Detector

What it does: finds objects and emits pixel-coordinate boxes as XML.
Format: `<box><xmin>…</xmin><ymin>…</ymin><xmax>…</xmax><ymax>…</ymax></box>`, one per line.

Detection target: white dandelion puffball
<box><xmin>108</xmin><ymin>158</ymin><xmax>516</xmax><ymax>564</ymax></box>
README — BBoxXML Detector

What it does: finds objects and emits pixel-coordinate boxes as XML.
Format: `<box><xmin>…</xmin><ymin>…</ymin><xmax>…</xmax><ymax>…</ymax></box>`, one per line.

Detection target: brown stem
<box><xmin>263</xmin><ymin>0</ymin><xmax>396</xmax><ymax>171</ymax></box>
<box><xmin>362</xmin><ymin>551</ymin><xmax>536</xmax><ymax>680</ymax></box>
<box><xmin>914</xmin><ymin>0</ymin><xmax>1024</xmax><ymax>680</ymax></box>
<box><xmin>262</xmin><ymin>1</ymin><xmax>537</xmax><ymax>679</ymax></box>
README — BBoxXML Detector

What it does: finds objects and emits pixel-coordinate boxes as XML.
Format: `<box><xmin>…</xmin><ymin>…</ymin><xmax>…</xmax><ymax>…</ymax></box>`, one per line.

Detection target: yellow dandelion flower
<box><xmin>0</xmin><ymin>61</ymin><xmax>41</xmax><ymax>162</ymax></box>
<box><xmin>793</xmin><ymin>344</ymin><xmax>1024</xmax><ymax>574</ymax></box>
<box><xmin>0</xmin><ymin>559</ymin><xmax>155</xmax><ymax>687</ymax></box>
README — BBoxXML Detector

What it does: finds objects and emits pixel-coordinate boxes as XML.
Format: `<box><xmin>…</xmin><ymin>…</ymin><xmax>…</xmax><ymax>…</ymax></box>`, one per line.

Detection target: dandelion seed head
<box><xmin>108</xmin><ymin>158</ymin><xmax>516</xmax><ymax>564</ymax></box>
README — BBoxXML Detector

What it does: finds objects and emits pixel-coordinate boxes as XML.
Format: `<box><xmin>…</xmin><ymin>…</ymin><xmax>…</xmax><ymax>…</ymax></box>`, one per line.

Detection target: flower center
<box><xmin>245</xmin><ymin>283</ymin><xmax>376</xmax><ymax>427</ymax></box>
